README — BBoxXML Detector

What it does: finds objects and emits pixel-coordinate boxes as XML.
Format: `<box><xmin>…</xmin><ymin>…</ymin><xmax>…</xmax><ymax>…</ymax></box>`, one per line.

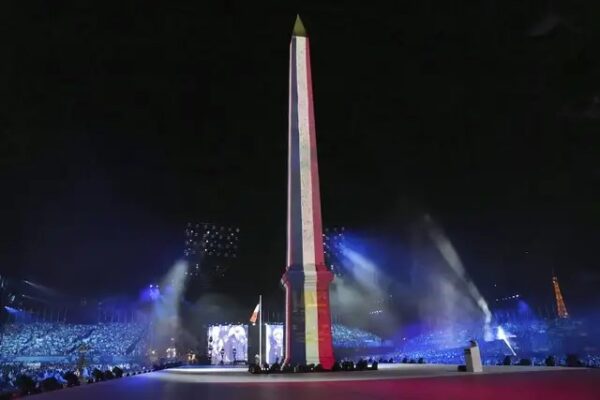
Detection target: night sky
<box><xmin>1</xmin><ymin>2</ymin><xmax>598</xmax><ymax>310</ymax></box>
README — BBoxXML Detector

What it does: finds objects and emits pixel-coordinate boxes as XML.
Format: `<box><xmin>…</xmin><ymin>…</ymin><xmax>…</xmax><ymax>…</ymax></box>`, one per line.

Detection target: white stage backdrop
<box><xmin>265</xmin><ymin>323</ymin><xmax>284</xmax><ymax>364</ymax></box>
<box><xmin>207</xmin><ymin>324</ymin><xmax>248</xmax><ymax>364</ymax></box>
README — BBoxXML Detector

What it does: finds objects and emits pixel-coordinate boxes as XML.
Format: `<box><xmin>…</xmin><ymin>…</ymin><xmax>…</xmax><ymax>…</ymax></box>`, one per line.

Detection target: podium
<box><xmin>464</xmin><ymin>340</ymin><xmax>483</xmax><ymax>373</ymax></box>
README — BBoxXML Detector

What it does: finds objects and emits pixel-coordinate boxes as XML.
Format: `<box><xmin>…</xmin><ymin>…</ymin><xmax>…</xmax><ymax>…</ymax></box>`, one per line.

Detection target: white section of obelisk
<box><xmin>286</xmin><ymin>42</ymin><xmax>293</xmax><ymax>268</ymax></box>
<box><xmin>296</xmin><ymin>37</ymin><xmax>316</xmax><ymax>273</ymax></box>
<box><xmin>296</xmin><ymin>36</ymin><xmax>320</xmax><ymax>365</ymax></box>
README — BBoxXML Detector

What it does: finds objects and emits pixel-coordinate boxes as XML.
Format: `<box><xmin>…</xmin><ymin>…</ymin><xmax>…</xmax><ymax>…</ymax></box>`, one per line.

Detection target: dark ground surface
<box><xmin>33</xmin><ymin>364</ymin><xmax>600</xmax><ymax>400</ymax></box>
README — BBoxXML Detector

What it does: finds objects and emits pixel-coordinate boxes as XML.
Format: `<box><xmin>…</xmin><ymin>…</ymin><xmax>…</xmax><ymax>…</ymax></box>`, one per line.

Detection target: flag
<box><xmin>249</xmin><ymin>302</ymin><xmax>260</xmax><ymax>324</ymax></box>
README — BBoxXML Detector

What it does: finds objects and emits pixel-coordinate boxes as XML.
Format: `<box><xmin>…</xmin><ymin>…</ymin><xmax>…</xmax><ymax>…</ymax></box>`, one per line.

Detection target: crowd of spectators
<box><xmin>0</xmin><ymin>322</ymin><xmax>147</xmax><ymax>358</ymax></box>
<box><xmin>332</xmin><ymin>324</ymin><xmax>382</xmax><ymax>348</ymax></box>
<box><xmin>2</xmin><ymin>316</ymin><xmax>599</xmax><ymax>396</ymax></box>
<box><xmin>366</xmin><ymin>317</ymin><xmax>600</xmax><ymax>368</ymax></box>
<box><xmin>0</xmin><ymin>361</ymin><xmax>147</xmax><ymax>397</ymax></box>
<box><xmin>372</xmin><ymin>350</ymin><xmax>600</xmax><ymax>368</ymax></box>
<box><xmin>1</xmin><ymin>323</ymin><xmax>93</xmax><ymax>357</ymax></box>
<box><xmin>84</xmin><ymin>323</ymin><xmax>147</xmax><ymax>356</ymax></box>
<box><xmin>130</xmin><ymin>333</ymin><xmax>150</xmax><ymax>357</ymax></box>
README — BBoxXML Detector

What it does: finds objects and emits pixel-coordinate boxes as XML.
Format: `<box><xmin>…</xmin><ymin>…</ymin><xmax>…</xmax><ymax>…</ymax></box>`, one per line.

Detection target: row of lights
<box><xmin>184</xmin><ymin>224</ymin><xmax>240</xmax><ymax>260</ymax></box>
<box><xmin>495</xmin><ymin>294</ymin><xmax>521</xmax><ymax>302</ymax></box>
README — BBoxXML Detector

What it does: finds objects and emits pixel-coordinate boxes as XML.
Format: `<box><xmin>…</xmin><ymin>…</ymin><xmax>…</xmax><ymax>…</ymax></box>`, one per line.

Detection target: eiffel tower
<box><xmin>552</xmin><ymin>272</ymin><xmax>569</xmax><ymax>319</ymax></box>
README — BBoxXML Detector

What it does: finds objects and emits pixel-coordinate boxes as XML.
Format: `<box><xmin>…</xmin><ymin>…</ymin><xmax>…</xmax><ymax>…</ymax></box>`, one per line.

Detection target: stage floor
<box><xmin>34</xmin><ymin>364</ymin><xmax>599</xmax><ymax>400</ymax></box>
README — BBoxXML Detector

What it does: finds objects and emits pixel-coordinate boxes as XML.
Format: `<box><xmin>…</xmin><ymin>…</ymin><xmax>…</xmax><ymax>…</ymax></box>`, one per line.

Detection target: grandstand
<box><xmin>0</xmin><ymin>322</ymin><xmax>148</xmax><ymax>361</ymax></box>
<box><xmin>2</xmin><ymin>315</ymin><xmax>600</xmax><ymax>366</ymax></box>
<box><xmin>376</xmin><ymin>313</ymin><xmax>600</xmax><ymax>367</ymax></box>
<box><xmin>332</xmin><ymin>325</ymin><xmax>383</xmax><ymax>348</ymax></box>
<box><xmin>0</xmin><ymin>321</ymin><xmax>386</xmax><ymax>363</ymax></box>
<box><xmin>1</xmin><ymin>315</ymin><xmax>600</xmax><ymax>397</ymax></box>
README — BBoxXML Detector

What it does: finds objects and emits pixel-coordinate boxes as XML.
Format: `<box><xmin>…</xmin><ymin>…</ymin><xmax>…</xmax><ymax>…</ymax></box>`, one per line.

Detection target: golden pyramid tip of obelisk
<box><xmin>293</xmin><ymin>15</ymin><xmax>307</xmax><ymax>37</ymax></box>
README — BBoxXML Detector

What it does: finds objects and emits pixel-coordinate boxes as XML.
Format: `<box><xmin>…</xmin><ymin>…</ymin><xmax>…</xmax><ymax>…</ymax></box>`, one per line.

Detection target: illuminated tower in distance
<box><xmin>281</xmin><ymin>15</ymin><xmax>335</xmax><ymax>369</ymax></box>
<box><xmin>552</xmin><ymin>272</ymin><xmax>569</xmax><ymax>319</ymax></box>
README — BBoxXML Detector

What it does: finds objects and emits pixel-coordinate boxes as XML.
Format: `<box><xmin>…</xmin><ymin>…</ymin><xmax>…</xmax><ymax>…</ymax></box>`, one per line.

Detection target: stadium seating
<box><xmin>0</xmin><ymin>322</ymin><xmax>147</xmax><ymax>358</ymax></box>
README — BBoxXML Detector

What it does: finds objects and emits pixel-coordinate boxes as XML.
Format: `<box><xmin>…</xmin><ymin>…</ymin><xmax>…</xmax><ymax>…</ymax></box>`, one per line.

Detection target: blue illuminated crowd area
<box><xmin>375</xmin><ymin>317</ymin><xmax>600</xmax><ymax>367</ymax></box>
<box><xmin>0</xmin><ymin>321</ymin><xmax>152</xmax><ymax>396</ymax></box>
<box><xmin>1</xmin><ymin>315</ymin><xmax>599</xmax><ymax>396</ymax></box>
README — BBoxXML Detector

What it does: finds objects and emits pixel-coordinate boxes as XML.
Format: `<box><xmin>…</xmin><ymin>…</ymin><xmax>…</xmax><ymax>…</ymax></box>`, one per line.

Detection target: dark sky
<box><xmin>1</xmin><ymin>2</ymin><xmax>598</xmax><ymax>310</ymax></box>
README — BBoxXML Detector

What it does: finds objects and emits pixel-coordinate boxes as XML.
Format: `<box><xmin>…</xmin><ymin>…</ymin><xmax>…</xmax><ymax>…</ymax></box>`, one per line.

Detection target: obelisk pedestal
<box><xmin>282</xmin><ymin>268</ymin><xmax>334</xmax><ymax>368</ymax></box>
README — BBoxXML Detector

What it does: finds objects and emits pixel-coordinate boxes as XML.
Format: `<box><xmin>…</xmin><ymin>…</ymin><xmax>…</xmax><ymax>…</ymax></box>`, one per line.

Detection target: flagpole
<box><xmin>259</xmin><ymin>294</ymin><xmax>263</xmax><ymax>366</ymax></box>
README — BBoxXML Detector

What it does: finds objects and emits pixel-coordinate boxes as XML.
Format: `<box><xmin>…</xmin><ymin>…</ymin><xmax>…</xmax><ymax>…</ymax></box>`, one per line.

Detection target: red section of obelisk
<box><xmin>305</xmin><ymin>37</ymin><xmax>326</xmax><ymax>270</ymax></box>
<box><xmin>305</xmin><ymin>37</ymin><xmax>334</xmax><ymax>368</ymax></box>
<box><xmin>316</xmin><ymin>272</ymin><xmax>335</xmax><ymax>368</ymax></box>
<box><xmin>283</xmin><ymin>279</ymin><xmax>292</xmax><ymax>366</ymax></box>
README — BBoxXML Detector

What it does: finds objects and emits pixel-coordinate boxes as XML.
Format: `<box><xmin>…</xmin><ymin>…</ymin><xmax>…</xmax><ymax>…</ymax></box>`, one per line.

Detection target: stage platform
<box><xmin>34</xmin><ymin>364</ymin><xmax>599</xmax><ymax>400</ymax></box>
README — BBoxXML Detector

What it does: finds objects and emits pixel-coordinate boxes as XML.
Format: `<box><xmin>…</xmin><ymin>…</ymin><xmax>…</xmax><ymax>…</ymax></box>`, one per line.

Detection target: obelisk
<box><xmin>281</xmin><ymin>15</ymin><xmax>335</xmax><ymax>369</ymax></box>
